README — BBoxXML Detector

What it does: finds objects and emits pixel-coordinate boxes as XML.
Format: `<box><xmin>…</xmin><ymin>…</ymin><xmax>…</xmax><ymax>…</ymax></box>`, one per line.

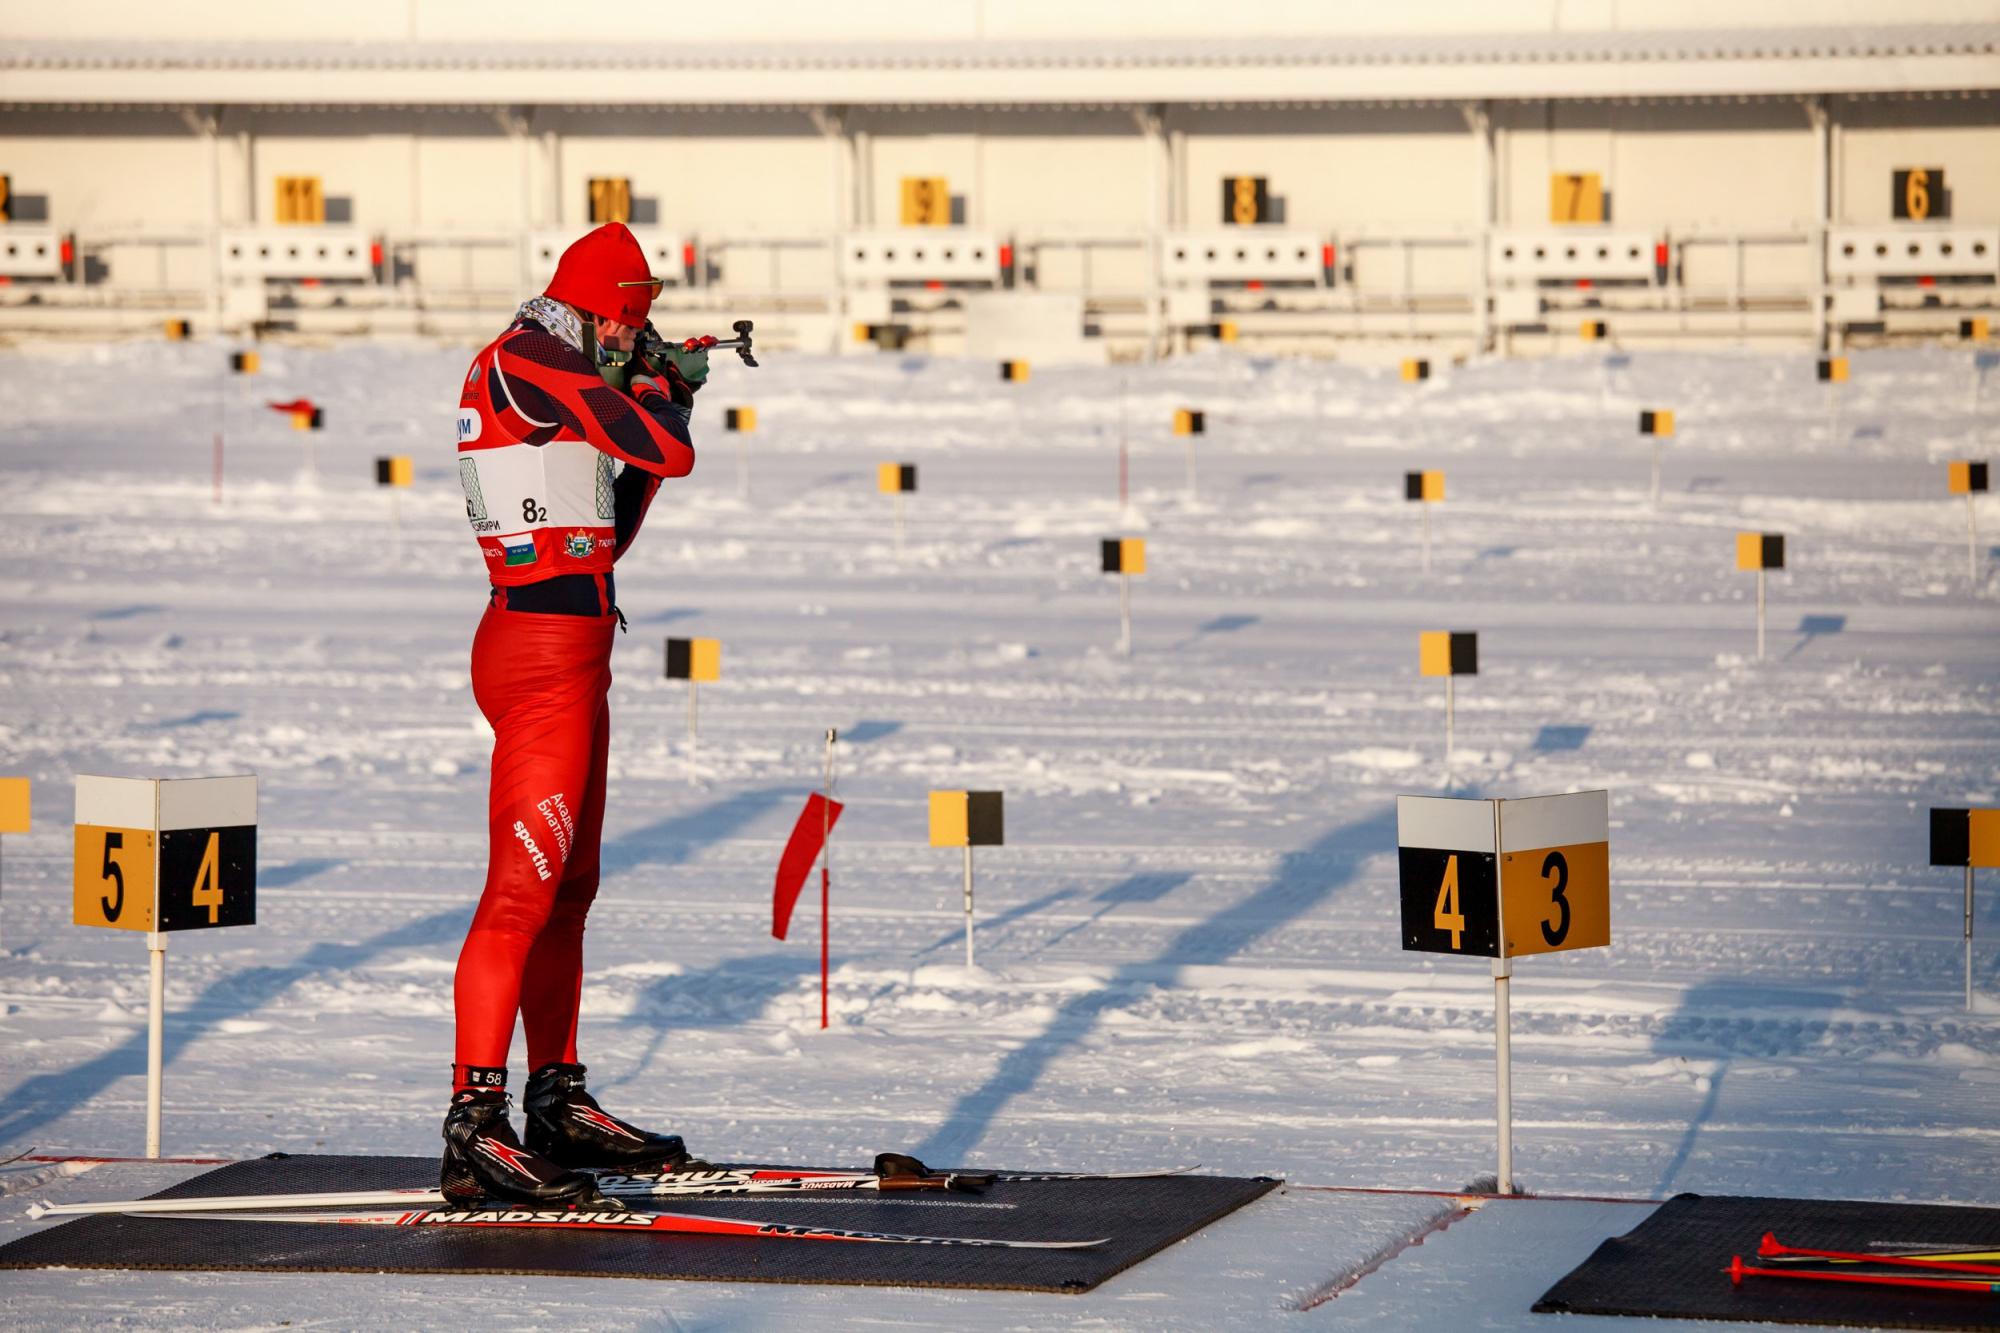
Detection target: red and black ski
<box><xmin>132</xmin><ymin>1205</ymin><xmax>1107</xmax><ymax>1249</ymax></box>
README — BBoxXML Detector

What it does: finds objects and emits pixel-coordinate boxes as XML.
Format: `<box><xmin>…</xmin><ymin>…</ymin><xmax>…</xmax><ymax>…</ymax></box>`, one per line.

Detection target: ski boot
<box><xmin>440</xmin><ymin>1088</ymin><xmax>624</xmax><ymax>1209</ymax></box>
<box><xmin>524</xmin><ymin>1061</ymin><xmax>702</xmax><ymax>1172</ymax></box>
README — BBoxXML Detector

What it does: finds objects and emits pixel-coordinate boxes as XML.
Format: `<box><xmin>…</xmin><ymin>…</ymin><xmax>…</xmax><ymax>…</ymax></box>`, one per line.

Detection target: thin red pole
<box><xmin>1759</xmin><ymin>1232</ymin><xmax>2000</xmax><ymax>1278</ymax></box>
<box><xmin>820</xmin><ymin>728</ymin><xmax>835</xmax><ymax>1031</ymax></box>
<box><xmin>1731</xmin><ymin>1255</ymin><xmax>1998</xmax><ymax>1294</ymax></box>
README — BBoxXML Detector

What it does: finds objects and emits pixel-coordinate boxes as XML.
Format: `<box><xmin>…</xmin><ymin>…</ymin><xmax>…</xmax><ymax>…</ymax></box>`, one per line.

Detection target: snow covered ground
<box><xmin>1</xmin><ymin>336</ymin><xmax>1997</xmax><ymax>1328</ymax></box>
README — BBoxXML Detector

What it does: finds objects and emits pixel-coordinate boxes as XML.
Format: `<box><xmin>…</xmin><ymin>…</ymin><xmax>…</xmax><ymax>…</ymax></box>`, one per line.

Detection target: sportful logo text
<box><xmin>512</xmin><ymin>820</ymin><xmax>552</xmax><ymax>881</ymax></box>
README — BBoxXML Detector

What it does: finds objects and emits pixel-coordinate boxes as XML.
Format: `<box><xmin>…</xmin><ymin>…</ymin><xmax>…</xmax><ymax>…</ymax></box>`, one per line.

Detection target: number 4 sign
<box><xmin>1397</xmin><ymin>789</ymin><xmax>1610</xmax><ymax>1193</ymax></box>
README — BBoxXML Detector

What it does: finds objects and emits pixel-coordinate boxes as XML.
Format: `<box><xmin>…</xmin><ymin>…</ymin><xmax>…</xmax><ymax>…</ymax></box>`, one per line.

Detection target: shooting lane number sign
<box><xmin>74</xmin><ymin>775</ymin><xmax>256</xmax><ymax>932</ymax></box>
<box><xmin>1892</xmin><ymin>168</ymin><xmax>1947</xmax><ymax>221</ymax></box>
<box><xmin>1406</xmin><ymin>470</ymin><xmax>1444</xmax><ymax>573</ymax></box>
<box><xmin>1949</xmin><ymin>460</ymin><xmax>1988</xmax><ymax>585</ymax></box>
<box><xmin>930</xmin><ymin>790</ymin><xmax>1004</xmax><ymax>966</ymax></box>
<box><xmin>1401</xmin><ymin>358</ymin><xmax>1430</xmax><ymax>383</ymax></box>
<box><xmin>724</xmin><ymin>407</ymin><xmax>756</xmax><ymax>432</ymax></box>
<box><xmin>1222</xmin><ymin>176</ymin><xmax>1270</xmax><ymax>226</ymax></box>
<box><xmin>1932</xmin><ymin>806</ymin><xmax>1999</xmax><ymax>1011</ymax></box>
<box><xmin>1398</xmin><ymin>788</ymin><xmax>1611</xmax><ymax>1193</ymax></box>
<box><xmin>1000</xmin><ymin>360</ymin><xmax>1030</xmax><ymax>383</ymax></box>
<box><xmin>1398</xmin><ymin>790</ymin><xmax>1610</xmax><ymax>959</ymax></box>
<box><xmin>73</xmin><ymin>773</ymin><xmax>257</xmax><ymax>1159</ymax></box>
<box><xmin>879</xmin><ymin>463</ymin><xmax>917</xmax><ymax>494</ymax></box>
<box><xmin>665</xmin><ymin>637</ymin><xmax>721</xmax><ymax>784</ymax></box>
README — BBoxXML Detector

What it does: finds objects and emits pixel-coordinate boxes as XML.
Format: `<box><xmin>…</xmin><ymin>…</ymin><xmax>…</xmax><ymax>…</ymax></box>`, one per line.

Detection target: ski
<box><xmin>34</xmin><ymin>1162</ymin><xmax>1198</xmax><ymax>1218</ymax></box>
<box><xmin>123</xmin><ymin>1205</ymin><xmax>1106</xmax><ymax>1249</ymax></box>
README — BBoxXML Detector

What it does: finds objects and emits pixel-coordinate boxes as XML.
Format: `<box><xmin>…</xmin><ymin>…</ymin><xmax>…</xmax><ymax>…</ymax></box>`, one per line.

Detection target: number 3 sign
<box><xmin>1397</xmin><ymin>790</ymin><xmax>1609</xmax><ymax>959</ymax></box>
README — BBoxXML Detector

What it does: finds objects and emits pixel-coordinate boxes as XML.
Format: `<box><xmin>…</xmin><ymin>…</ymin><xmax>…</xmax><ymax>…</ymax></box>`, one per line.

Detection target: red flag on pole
<box><xmin>773</xmin><ymin>792</ymin><xmax>842</xmax><ymax>940</ymax></box>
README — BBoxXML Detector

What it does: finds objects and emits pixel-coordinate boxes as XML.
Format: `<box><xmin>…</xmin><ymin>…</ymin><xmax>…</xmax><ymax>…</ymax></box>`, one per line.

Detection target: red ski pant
<box><xmin>455</xmin><ymin>603</ymin><xmax>616</xmax><ymax>1081</ymax></box>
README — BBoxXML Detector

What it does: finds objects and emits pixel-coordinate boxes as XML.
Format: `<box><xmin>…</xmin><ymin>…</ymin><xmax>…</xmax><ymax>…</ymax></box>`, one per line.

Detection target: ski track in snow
<box><xmin>1</xmin><ymin>340</ymin><xmax>1997</xmax><ymax>1326</ymax></box>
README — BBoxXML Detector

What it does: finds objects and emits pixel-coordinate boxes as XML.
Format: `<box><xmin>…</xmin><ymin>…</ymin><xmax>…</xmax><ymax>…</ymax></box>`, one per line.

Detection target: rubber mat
<box><xmin>0</xmin><ymin>1154</ymin><xmax>1277</xmax><ymax>1293</ymax></box>
<box><xmin>1534</xmin><ymin>1193</ymin><xmax>2000</xmax><ymax>1330</ymax></box>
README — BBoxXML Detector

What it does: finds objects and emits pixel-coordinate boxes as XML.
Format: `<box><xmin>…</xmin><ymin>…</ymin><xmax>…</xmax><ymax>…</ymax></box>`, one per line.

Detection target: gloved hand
<box><xmin>664</xmin><ymin>334</ymin><xmax>715</xmax><ymax>391</ymax></box>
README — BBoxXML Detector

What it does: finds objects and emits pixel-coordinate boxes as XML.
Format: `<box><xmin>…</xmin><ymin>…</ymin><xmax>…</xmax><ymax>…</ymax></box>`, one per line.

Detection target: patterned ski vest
<box><xmin>457</xmin><ymin>298</ymin><xmax>694</xmax><ymax>586</ymax></box>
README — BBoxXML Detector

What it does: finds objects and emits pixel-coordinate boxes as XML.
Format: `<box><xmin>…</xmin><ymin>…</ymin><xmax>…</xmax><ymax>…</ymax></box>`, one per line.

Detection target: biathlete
<box><xmin>446</xmin><ymin>222</ymin><xmax>715</xmax><ymax>1206</ymax></box>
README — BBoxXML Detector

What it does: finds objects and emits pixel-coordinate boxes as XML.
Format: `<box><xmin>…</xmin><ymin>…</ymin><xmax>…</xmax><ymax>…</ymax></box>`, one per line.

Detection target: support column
<box><xmin>1135</xmin><ymin>105</ymin><xmax>1166</xmax><ymax>364</ymax></box>
<box><xmin>810</xmin><ymin>106</ymin><xmax>853</xmax><ymax>354</ymax></box>
<box><xmin>1807</xmin><ymin>96</ymin><xmax>1830</xmax><ymax>353</ymax></box>
<box><xmin>1464</xmin><ymin>101</ymin><xmax>1495</xmax><ymax>355</ymax></box>
<box><xmin>180</xmin><ymin>106</ymin><xmax>223</xmax><ymax>326</ymax></box>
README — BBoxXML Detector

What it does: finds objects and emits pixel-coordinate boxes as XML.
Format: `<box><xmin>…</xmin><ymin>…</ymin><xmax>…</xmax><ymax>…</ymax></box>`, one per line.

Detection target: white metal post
<box><xmin>736</xmin><ymin>436</ymin><xmax>749</xmax><ymax>501</ymax></box>
<box><xmin>962</xmin><ymin>846</ymin><xmax>975</xmax><ymax>968</ymax></box>
<box><xmin>1185</xmin><ymin>435</ymin><xmax>1197</xmax><ymax>503</ymax></box>
<box><xmin>894</xmin><ymin>491</ymin><xmax>905</xmax><ymax>558</ymax></box>
<box><xmin>1968</xmin><ymin>493</ymin><xmax>1979</xmax><ymax>587</ymax></box>
<box><xmin>686</xmin><ymin>681</ymin><xmax>698</xmax><ymax>785</ymax></box>
<box><xmin>1421</xmin><ymin>503</ymin><xmax>1432</xmax><ymax>575</ymax></box>
<box><xmin>1756</xmin><ymin>568</ymin><xmax>1767</xmax><ymax>661</ymax></box>
<box><xmin>146</xmin><ymin>932</ymin><xmax>167</xmax><ymax>1159</ymax></box>
<box><xmin>1650</xmin><ymin>441</ymin><xmax>1662</xmax><ymax>507</ymax></box>
<box><xmin>390</xmin><ymin>489</ymin><xmax>403</xmax><ymax>563</ymax></box>
<box><xmin>1118</xmin><ymin>574</ymin><xmax>1132</xmax><ymax>657</ymax></box>
<box><xmin>1967</xmin><ymin>865</ymin><xmax>1976</xmax><ymax>1012</ymax></box>
<box><xmin>1444</xmin><ymin>675</ymin><xmax>1455</xmax><ymax>766</ymax></box>
<box><xmin>1493</xmin><ymin>955</ymin><xmax>1514</xmax><ymax>1194</ymax></box>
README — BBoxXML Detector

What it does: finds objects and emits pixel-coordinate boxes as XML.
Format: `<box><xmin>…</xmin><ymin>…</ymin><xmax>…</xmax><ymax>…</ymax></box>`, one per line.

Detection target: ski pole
<box><xmin>1730</xmin><ymin>1255</ymin><xmax>1997</xmax><ymax>1295</ymax></box>
<box><xmin>1758</xmin><ymin>1232</ymin><xmax>2000</xmax><ymax>1278</ymax></box>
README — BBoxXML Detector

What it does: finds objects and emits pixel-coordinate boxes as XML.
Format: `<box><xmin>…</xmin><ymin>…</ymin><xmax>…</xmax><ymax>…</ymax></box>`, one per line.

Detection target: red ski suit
<box><xmin>453</xmin><ymin>307</ymin><xmax>693</xmax><ymax>1082</ymax></box>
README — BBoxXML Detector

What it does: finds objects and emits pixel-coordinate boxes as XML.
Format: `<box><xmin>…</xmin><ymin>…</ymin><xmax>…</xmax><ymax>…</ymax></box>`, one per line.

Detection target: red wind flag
<box><xmin>773</xmin><ymin>792</ymin><xmax>842</xmax><ymax>939</ymax></box>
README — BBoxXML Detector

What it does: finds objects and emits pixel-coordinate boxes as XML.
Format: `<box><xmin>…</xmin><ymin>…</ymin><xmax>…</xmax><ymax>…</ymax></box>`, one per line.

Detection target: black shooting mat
<box><xmin>1534</xmin><ymin>1193</ymin><xmax>2000</xmax><ymax>1331</ymax></box>
<box><xmin>0</xmin><ymin>1154</ymin><xmax>1277</xmax><ymax>1293</ymax></box>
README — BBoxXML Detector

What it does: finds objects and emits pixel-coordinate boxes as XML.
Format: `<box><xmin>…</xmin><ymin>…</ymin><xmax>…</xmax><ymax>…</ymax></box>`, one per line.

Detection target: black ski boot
<box><xmin>524</xmin><ymin>1062</ymin><xmax>699</xmax><ymax>1171</ymax></box>
<box><xmin>440</xmin><ymin>1088</ymin><xmax>623</xmax><ymax>1208</ymax></box>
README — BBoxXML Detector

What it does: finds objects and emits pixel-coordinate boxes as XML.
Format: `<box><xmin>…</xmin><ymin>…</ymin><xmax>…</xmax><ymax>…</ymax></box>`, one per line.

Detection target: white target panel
<box><xmin>529</xmin><ymin>229</ymin><xmax>691</xmax><ymax>285</ymax></box>
<box><xmin>1488</xmin><ymin>229</ymin><xmax>1655</xmax><ymax>283</ymax></box>
<box><xmin>1162</xmin><ymin>230</ymin><xmax>1323</xmax><ymax>285</ymax></box>
<box><xmin>0</xmin><ymin>226</ymin><xmax>64</xmax><ymax>278</ymax></box>
<box><xmin>1826</xmin><ymin>226</ymin><xmax>1999</xmax><ymax>281</ymax></box>
<box><xmin>843</xmin><ymin>230</ymin><xmax>1001</xmax><ymax>285</ymax></box>
<box><xmin>218</xmin><ymin>228</ymin><xmax>374</xmax><ymax>281</ymax></box>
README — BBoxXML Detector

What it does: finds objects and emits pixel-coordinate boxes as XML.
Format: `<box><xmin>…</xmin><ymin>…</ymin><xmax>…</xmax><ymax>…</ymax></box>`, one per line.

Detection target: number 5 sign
<box><xmin>1396</xmin><ymin>789</ymin><xmax>1610</xmax><ymax>1194</ymax></box>
<box><xmin>72</xmin><ymin>774</ymin><xmax>256</xmax><ymax>1160</ymax></box>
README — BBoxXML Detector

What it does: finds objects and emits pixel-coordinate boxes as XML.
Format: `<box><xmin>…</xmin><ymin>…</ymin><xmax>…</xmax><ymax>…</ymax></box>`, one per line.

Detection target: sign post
<box><xmin>1398</xmin><ymin>789</ymin><xmax>1611</xmax><ymax>1193</ymax></box>
<box><xmin>375</xmin><ymin>456</ymin><xmax>413</xmax><ymax>560</ymax></box>
<box><xmin>1419</xmin><ymin>631</ymin><xmax>1478</xmax><ymax>766</ymax></box>
<box><xmin>929</xmin><ymin>790</ymin><xmax>1004</xmax><ymax>967</ymax></box>
<box><xmin>0</xmin><ymin>777</ymin><xmax>27</xmax><ymax>951</ymax></box>
<box><xmin>1405</xmin><ymin>470</ymin><xmax>1444</xmax><ymax>574</ymax></box>
<box><xmin>664</xmin><ymin>638</ymin><xmax>721</xmax><ymax>785</ymax></box>
<box><xmin>724</xmin><ymin>407</ymin><xmax>756</xmax><ymax>499</ymax></box>
<box><xmin>73</xmin><ymin>774</ymin><xmax>258</xmax><ymax>1157</ymax></box>
<box><xmin>1818</xmin><ymin>356</ymin><xmax>1849</xmax><ymax>443</ymax></box>
<box><xmin>1638</xmin><ymin>409</ymin><xmax>1674</xmax><ymax>507</ymax></box>
<box><xmin>1173</xmin><ymin>408</ymin><xmax>1205</xmax><ymax>502</ymax></box>
<box><xmin>1932</xmin><ymin>807</ymin><xmax>1998</xmax><ymax>1011</ymax></box>
<box><xmin>1102</xmin><ymin>537</ymin><xmax>1146</xmax><ymax>656</ymax></box>
<box><xmin>1735</xmin><ymin>533</ymin><xmax>1785</xmax><ymax>660</ymax></box>
<box><xmin>1948</xmin><ymin>460</ymin><xmax>1988</xmax><ymax>587</ymax></box>
<box><xmin>879</xmin><ymin>462</ymin><xmax>917</xmax><ymax>557</ymax></box>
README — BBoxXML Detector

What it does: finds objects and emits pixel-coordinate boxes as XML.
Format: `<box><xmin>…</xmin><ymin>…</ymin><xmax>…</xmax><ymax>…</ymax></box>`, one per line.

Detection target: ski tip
<box><xmin>25</xmin><ymin>1202</ymin><xmax>49</xmax><ymax>1220</ymax></box>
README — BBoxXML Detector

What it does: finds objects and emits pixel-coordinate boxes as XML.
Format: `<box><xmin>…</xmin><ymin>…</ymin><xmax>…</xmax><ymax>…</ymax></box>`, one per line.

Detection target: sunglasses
<box><xmin>616</xmin><ymin>277</ymin><xmax>666</xmax><ymax>297</ymax></box>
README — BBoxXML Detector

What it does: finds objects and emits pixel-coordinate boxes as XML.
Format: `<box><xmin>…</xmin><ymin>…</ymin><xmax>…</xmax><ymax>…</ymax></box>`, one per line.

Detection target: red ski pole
<box><xmin>1758</xmin><ymin>1231</ymin><xmax>2000</xmax><ymax>1278</ymax></box>
<box><xmin>1730</xmin><ymin>1254</ymin><xmax>1998</xmax><ymax>1295</ymax></box>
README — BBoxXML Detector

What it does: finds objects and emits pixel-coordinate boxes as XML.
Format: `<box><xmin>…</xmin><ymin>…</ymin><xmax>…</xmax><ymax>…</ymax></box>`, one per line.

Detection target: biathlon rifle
<box><xmin>645</xmin><ymin>319</ymin><xmax>758</xmax><ymax>370</ymax></box>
